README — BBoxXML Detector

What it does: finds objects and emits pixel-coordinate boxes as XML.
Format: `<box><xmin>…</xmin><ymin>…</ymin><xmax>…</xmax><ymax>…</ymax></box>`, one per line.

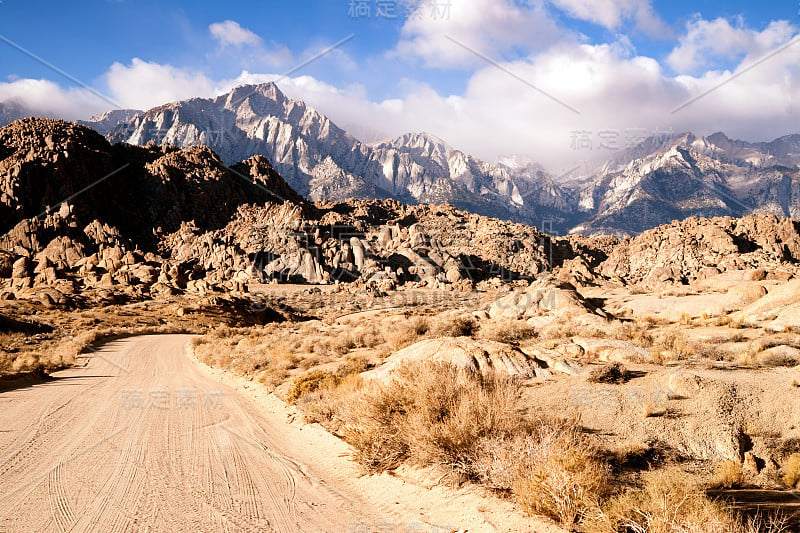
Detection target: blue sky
<box><xmin>1</xmin><ymin>0</ymin><xmax>799</xmax><ymax>170</ymax></box>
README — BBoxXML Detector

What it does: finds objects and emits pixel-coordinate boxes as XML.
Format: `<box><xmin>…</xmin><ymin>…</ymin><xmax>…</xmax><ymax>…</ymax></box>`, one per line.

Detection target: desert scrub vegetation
<box><xmin>193</xmin><ymin>310</ymin><xmax>483</xmax><ymax>392</ymax></box>
<box><xmin>287</xmin><ymin>370</ymin><xmax>340</xmax><ymax>404</ymax></box>
<box><xmin>287</xmin><ymin>357</ymin><xmax>369</xmax><ymax>405</ymax></box>
<box><xmin>781</xmin><ymin>453</ymin><xmax>800</xmax><ymax>488</ymax></box>
<box><xmin>336</xmin><ymin>361</ymin><xmax>613</xmax><ymax>528</ymax></box>
<box><xmin>427</xmin><ymin>312</ymin><xmax>476</xmax><ymax>338</ymax></box>
<box><xmin>293</xmin><ymin>359</ymin><xmax>784</xmax><ymax>532</ymax></box>
<box><xmin>342</xmin><ymin>361</ymin><xmax>524</xmax><ymax>475</ymax></box>
<box><xmin>476</xmin><ymin>319</ymin><xmax>537</xmax><ymax>343</ymax></box>
<box><xmin>650</xmin><ymin>327</ymin><xmax>694</xmax><ymax>360</ymax></box>
<box><xmin>587</xmin><ymin>362</ymin><xmax>628</xmax><ymax>384</ymax></box>
<box><xmin>584</xmin><ymin>467</ymin><xmax>787</xmax><ymax>533</ymax></box>
<box><xmin>385</xmin><ymin>316</ymin><xmax>429</xmax><ymax>350</ymax></box>
<box><xmin>709</xmin><ymin>459</ymin><xmax>745</xmax><ymax>489</ymax></box>
<box><xmin>0</xmin><ymin>348</ymin><xmax>74</xmax><ymax>374</ymax></box>
<box><xmin>502</xmin><ymin>425</ymin><xmax>611</xmax><ymax>527</ymax></box>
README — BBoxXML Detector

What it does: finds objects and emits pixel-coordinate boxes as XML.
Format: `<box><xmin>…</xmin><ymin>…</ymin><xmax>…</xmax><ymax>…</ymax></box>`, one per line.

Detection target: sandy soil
<box><xmin>0</xmin><ymin>334</ymin><xmax>560</xmax><ymax>532</ymax></box>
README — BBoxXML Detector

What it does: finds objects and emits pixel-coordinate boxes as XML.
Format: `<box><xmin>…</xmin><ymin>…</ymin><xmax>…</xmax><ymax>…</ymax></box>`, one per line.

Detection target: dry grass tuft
<box><xmin>429</xmin><ymin>313</ymin><xmax>477</xmax><ymax>338</ymax></box>
<box><xmin>340</xmin><ymin>360</ymin><xmax>612</xmax><ymax>529</ymax></box>
<box><xmin>287</xmin><ymin>370</ymin><xmax>339</xmax><ymax>404</ymax></box>
<box><xmin>477</xmin><ymin>319</ymin><xmax>537</xmax><ymax>343</ymax></box>
<box><xmin>710</xmin><ymin>459</ymin><xmax>745</xmax><ymax>489</ymax></box>
<box><xmin>343</xmin><ymin>361</ymin><xmax>524</xmax><ymax>476</ymax></box>
<box><xmin>509</xmin><ymin>426</ymin><xmax>611</xmax><ymax>528</ymax></box>
<box><xmin>609</xmin><ymin>322</ymin><xmax>654</xmax><ymax>346</ymax></box>
<box><xmin>585</xmin><ymin>468</ymin><xmax>753</xmax><ymax>533</ymax></box>
<box><xmin>385</xmin><ymin>317</ymin><xmax>429</xmax><ymax>351</ymax></box>
<box><xmin>587</xmin><ymin>363</ymin><xmax>628</xmax><ymax>384</ymax></box>
<box><xmin>651</xmin><ymin>328</ymin><xmax>694</xmax><ymax>360</ymax></box>
<box><xmin>781</xmin><ymin>453</ymin><xmax>800</xmax><ymax>488</ymax></box>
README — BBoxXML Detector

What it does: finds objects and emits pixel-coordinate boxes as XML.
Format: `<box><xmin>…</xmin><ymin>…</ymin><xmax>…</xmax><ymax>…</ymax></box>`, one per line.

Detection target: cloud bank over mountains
<box><xmin>1</xmin><ymin>0</ymin><xmax>798</xmax><ymax>172</ymax></box>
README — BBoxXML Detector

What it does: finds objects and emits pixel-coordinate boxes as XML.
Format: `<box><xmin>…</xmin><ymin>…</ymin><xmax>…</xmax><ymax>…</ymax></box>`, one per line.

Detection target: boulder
<box><xmin>733</xmin><ymin>279</ymin><xmax>800</xmax><ymax>330</ymax></box>
<box><xmin>364</xmin><ymin>337</ymin><xmax>547</xmax><ymax>380</ymax></box>
<box><xmin>572</xmin><ymin>337</ymin><xmax>653</xmax><ymax>363</ymax></box>
<box><xmin>488</xmin><ymin>276</ymin><xmax>604</xmax><ymax>321</ymax></box>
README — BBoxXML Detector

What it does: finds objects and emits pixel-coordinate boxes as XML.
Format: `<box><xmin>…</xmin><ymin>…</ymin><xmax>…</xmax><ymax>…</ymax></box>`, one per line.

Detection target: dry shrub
<box><xmin>385</xmin><ymin>316</ymin><xmax>429</xmax><ymax>351</ymax></box>
<box><xmin>330</xmin><ymin>335</ymin><xmax>356</xmax><ymax>355</ymax></box>
<box><xmin>338</xmin><ymin>355</ymin><xmax>370</xmax><ymax>376</ymax></box>
<box><xmin>609</xmin><ymin>322</ymin><xmax>654</xmax><ymax>346</ymax></box>
<box><xmin>330</xmin><ymin>325</ymin><xmax>386</xmax><ymax>355</ymax></box>
<box><xmin>585</xmin><ymin>468</ymin><xmax>741</xmax><ymax>533</ymax></box>
<box><xmin>607</xmin><ymin>441</ymin><xmax>669</xmax><ymax>472</ymax></box>
<box><xmin>752</xmin><ymin>349</ymin><xmax>800</xmax><ymax>368</ymax></box>
<box><xmin>299</xmin><ymin>373</ymin><xmax>363</xmax><ymax>428</ymax></box>
<box><xmin>587</xmin><ymin>363</ymin><xmax>628</xmax><ymax>384</ymax></box>
<box><xmin>652</xmin><ymin>328</ymin><xmax>693</xmax><ymax>359</ymax></box>
<box><xmin>343</xmin><ymin>361</ymin><xmax>524</xmax><ymax>476</ymax></box>
<box><xmin>477</xmin><ymin>319</ymin><xmax>537</xmax><ymax>343</ymax></box>
<box><xmin>351</xmin><ymin>325</ymin><xmax>385</xmax><ymax>349</ymax></box>
<box><xmin>429</xmin><ymin>314</ymin><xmax>476</xmax><ymax>338</ymax></box>
<box><xmin>781</xmin><ymin>453</ymin><xmax>800</xmax><ymax>488</ymax></box>
<box><xmin>540</xmin><ymin>319</ymin><xmax>584</xmax><ymax>340</ymax></box>
<box><xmin>710</xmin><ymin>459</ymin><xmax>745</xmax><ymax>489</ymax></box>
<box><xmin>287</xmin><ymin>370</ymin><xmax>339</xmax><ymax>404</ymax></box>
<box><xmin>637</xmin><ymin>315</ymin><xmax>660</xmax><ymax>326</ymax></box>
<box><xmin>341</xmin><ymin>360</ymin><xmax>611</xmax><ymax>529</ymax></box>
<box><xmin>730</xmin><ymin>316</ymin><xmax>746</xmax><ymax>329</ymax></box>
<box><xmin>507</xmin><ymin>424</ymin><xmax>611</xmax><ymax>528</ymax></box>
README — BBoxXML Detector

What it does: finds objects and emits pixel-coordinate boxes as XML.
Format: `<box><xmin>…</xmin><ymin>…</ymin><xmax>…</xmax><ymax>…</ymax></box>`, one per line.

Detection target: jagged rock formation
<box><xmin>0</xmin><ymin>118</ymin><xmax>600</xmax><ymax>308</ymax></box>
<box><xmin>599</xmin><ymin>213</ymin><xmax>800</xmax><ymax>287</ymax></box>
<box><xmin>94</xmin><ymin>83</ymin><xmax>569</xmax><ymax>227</ymax></box>
<box><xmin>573</xmin><ymin>133</ymin><xmax>800</xmax><ymax>235</ymax></box>
<box><xmin>0</xmin><ymin>118</ymin><xmax>310</xmax><ymax>238</ymax></box>
<box><xmin>83</xmin><ymin>83</ymin><xmax>800</xmax><ymax>236</ymax></box>
<box><xmin>1</xmin><ymin>117</ymin><xmax>798</xmax><ymax>311</ymax></box>
<box><xmin>0</xmin><ymin>118</ymin><xmax>312</xmax><ymax>306</ymax></box>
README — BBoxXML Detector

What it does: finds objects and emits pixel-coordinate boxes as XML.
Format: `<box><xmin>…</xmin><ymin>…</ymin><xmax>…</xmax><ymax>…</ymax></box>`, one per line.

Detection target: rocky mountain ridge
<box><xmin>72</xmin><ymin>83</ymin><xmax>797</xmax><ymax>236</ymax></box>
<box><xmin>93</xmin><ymin>84</ymin><xmax>563</xmax><ymax>227</ymax></box>
<box><xmin>0</xmin><ymin>118</ymin><xmax>592</xmax><ymax>310</ymax></box>
<box><xmin>1</xmin><ymin>117</ymin><xmax>798</xmax><ymax>315</ymax></box>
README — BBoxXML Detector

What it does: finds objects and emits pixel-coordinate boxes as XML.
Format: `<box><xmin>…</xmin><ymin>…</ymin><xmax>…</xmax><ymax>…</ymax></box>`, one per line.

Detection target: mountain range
<box><xmin>3</xmin><ymin>83</ymin><xmax>799</xmax><ymax>236</ymax></box>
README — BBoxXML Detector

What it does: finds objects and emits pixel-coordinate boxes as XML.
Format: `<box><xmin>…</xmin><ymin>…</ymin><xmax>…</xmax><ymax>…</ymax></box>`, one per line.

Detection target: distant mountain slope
<box><xmin>82</xmin><ymin>83</ymin><xmax>800</xmax><ymax>236</ymax></box>
<box><xmin>78</xmin><ymin>109</ymin><xmax>142</xmax><ymax>135</ymax></box>
<box><xmin>0</xmin><ymin>101</ymin><xmax>35</xmax><ymax>127</ymax></box>
<box><xmin>575</xmin><ymin>134</ymin><xmax>800</xmax><ymax>235</ymax></box>
<box><xmin>93</xmin><ymin>83</ymin><xmax>570</xmax><ymax>227</ymax></box>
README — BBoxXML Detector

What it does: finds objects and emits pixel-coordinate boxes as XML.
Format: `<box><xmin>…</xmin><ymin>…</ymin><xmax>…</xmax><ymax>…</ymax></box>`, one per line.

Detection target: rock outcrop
<box><xmin>598</xmin><ymin>213</ymin><xmax>800</xmax><ymax>287</ymax></box>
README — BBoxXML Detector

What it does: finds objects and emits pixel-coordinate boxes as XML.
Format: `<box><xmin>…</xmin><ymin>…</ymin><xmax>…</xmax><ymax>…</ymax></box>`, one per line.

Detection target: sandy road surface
<box><xmin>0</xmin><ymin>334</ymin><xmax>554</xmax><ymax>533</ymax></box>
<box><xmin>0</xmin><ymin>335</ymin><xmax>399</xmax><ymax>532</ymax></box>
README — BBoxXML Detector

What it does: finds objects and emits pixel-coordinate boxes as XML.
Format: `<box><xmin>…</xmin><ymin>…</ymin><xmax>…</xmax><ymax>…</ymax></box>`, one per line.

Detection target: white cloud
<box><xmin>667</xmin><ymin>17</ymin><xmax>796</xmax><ymax>74</ymax></box>
<box><xmin>548</xmin><ymin>0</ymin><xmax>668</xmax><ymax>36</ymax></box>
<box><xmin>207</xmin><ymin>20</ymin><xmax>293</xmax><ymax>68</ymax></box>
<box><xmin>248</xmin><ymin>35</ymin><xmax>800</xmax><ymax>172</ymax></box>
<box><xmin>104</xmin><ymin>59</ymin><xmax>220</xmax><ymax>110</ymax></box>
<box><xmin>393</xmin><ymin>0</ymin><xmax>566</xmax><ymax>68</ymax></box>
<box><xmin>0</xmin><ymin>78</ymin><xmax>109</xmax><ymax>119</ymax></box>
<box><xmin>209</xmin><ymin>20</ymin><xmax>262</xmax><ymax>47</ymax></box>
<box><xmin>3</xmin><ymin>18</ymin><xmax>799</xmax><ymax>175</ymax></box>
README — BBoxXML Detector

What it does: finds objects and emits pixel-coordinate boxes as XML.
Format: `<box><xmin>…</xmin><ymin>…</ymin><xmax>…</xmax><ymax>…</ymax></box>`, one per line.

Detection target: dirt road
<box><xmin>0</xmin><ymin>335</ymin><xmax>405</xmax><ymax>532</ymax></box>
<box><xmin>0</xmin><ymin>334</ymin><xmax>553</xmax><ymax>533</ymax></box>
